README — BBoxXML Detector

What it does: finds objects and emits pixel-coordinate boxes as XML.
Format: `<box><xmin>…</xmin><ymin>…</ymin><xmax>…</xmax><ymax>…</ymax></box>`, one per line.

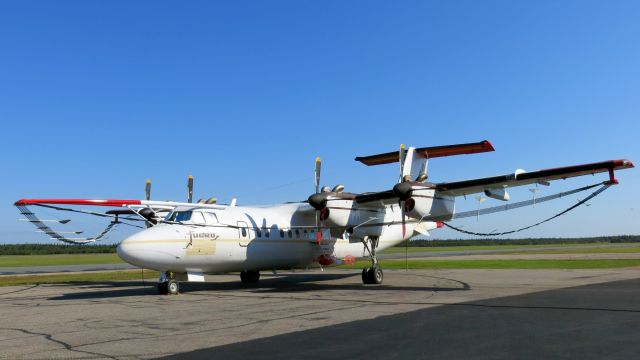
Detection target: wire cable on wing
<box><xmin>443</xmin><ymin>182</ymin><xmax>611</xmax><ymax>236</ymax></box>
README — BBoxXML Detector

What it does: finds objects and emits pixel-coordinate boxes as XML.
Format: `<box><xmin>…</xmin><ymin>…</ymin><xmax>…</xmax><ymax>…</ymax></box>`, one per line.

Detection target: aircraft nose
<box><xmin>117</xmin><ymin>230</ymin><xmax>179</xmax><ymax>270</ymax></box>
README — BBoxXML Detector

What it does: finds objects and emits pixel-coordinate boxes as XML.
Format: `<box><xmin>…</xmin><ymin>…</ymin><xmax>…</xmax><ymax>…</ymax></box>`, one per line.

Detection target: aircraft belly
<box><xmin>242</xmin><ymin>240</ymin><xmax>315</xmax><ymax>270</ymax></box>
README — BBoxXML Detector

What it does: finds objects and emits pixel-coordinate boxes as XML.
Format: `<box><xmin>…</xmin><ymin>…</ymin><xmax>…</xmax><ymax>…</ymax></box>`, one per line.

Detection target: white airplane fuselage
<box><xmin>117</xmin><ymin>192</ymin><xmax>453</xmax><ymax>274</ymax></box>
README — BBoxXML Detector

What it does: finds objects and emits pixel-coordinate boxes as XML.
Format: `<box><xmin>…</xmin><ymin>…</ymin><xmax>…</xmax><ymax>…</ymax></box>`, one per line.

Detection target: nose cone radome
<box><xmin>117</xmin><ymin>229</ymin><xmax>179</xmax><ymax>270</ymax></box>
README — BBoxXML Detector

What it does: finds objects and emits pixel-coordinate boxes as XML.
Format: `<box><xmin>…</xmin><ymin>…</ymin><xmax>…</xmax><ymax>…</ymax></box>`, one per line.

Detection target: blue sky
<box><xmin>0</xmin><ymin>1</ymin><xmax>638</xmax><ymax>243</ymax></box>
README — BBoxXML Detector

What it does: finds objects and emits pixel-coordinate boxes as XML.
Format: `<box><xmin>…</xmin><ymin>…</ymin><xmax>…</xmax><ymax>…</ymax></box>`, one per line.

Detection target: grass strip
<box><xmin>381</xmin><ymin>243</ymin><xmax>626</xmax><ymax>254</ymax></box>
<box><xmin>0</xmin><ymin>254</ymin><xmax>124</xmax><ymax>267</ymax></box>
<box><xmin>0</xmin><ymin>270</ymin><xmax>159</xmax><ymax>287</ymax></box>
<box><xmin>340</xmin><ymin>259</ymin><xmax>640</xmax><ymax>270</ymax></box>
<box><xmin>504</xmin><ymin>247</ymin><xmax>640</xmax><ymax>255</ymax></box>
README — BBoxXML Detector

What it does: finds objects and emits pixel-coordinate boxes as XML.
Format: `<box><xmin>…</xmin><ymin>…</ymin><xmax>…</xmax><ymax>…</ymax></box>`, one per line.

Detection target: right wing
<box><xmin>435</xmin><ymin>159</ymin><xmax>634</xmax><ymax>197</ymax></box>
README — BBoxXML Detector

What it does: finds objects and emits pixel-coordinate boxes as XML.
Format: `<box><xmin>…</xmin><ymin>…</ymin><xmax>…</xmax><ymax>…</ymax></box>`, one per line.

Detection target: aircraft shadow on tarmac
<box><xmin>47</xmin><ymin>273</ymin><xmax>470</xmax><ymax>301</ymax></box>
<box><xmin>159</xmin><ymin>278</ymin><xmax>640</xmax><ymax>360</ymax></box>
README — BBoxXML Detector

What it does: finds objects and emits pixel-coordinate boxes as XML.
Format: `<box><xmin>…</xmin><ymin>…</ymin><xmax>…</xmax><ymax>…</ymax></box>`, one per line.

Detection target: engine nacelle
<box><xmin>405</xmin><ymin>188</ymin><xmax>455</xmax><ymax>221</ymax></box>
<box><xmin>484</xmin><ymin>188</ymin><xmax>510</xmax><ymax>201</ymax></box>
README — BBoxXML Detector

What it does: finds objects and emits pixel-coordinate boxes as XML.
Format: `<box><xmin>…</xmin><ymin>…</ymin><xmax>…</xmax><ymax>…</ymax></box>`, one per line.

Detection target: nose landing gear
<box><xmin>158</xmin><ymin>272</ymin><xmax>180</xmax><ymax>295</ymax></box>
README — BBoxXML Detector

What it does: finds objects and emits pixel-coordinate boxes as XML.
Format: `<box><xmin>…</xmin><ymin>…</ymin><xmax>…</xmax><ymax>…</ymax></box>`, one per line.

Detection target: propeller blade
<box><xmin>312</xmin><ymin>156</ymin><xmax>324</xmax><ymax>244</ymax></box>
<box><xmin>400</xmin><ymin>200</ymin><xmax>406</xmax><ymax>239</ymax></box>
<box><xmin>145</xmin><ymin>179</ymin><xmax>151</xmax><ymax>201</ymax></box>
<box><xmin>187</xmin><ymin>175</ymin><xmax>194</xmax><ymax>203</ymax></box>
<box><xmin>315</xmin><ymin>157</ymin><xmax>321</xmax><ymax>194</ymax></box>
<box><xmin>399</xmin><ymin>144</ymin><xmax>406</xmax><ymax>183</ymax></box>
<box><xmin>315</xmin><ymin>211</ymin><xmax>322</xmax><ymax>245</ymax></box>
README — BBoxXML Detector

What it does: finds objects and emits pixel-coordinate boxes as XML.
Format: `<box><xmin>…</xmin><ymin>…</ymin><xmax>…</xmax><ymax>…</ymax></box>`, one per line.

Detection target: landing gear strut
<box><xmin>361</xmin><ymin>236</ymin><xmax>383</xmax><ymax>285</ymax></box>
<box><xmin>240</xmin><ymin>270</ymin><xmax>260</xmax><ymax>283</ymax></box>
<box><xmin>158</xmin><ymin>272</ymin><xmax>180</xmax><ymax>295</ymax></box>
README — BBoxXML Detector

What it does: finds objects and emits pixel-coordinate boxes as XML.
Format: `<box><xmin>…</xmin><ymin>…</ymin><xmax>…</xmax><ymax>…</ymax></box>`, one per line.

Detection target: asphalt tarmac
<box><xmin>1</xmin><ymin>268</ymin><xmax>639</xmax><ymax>359</ymax></box>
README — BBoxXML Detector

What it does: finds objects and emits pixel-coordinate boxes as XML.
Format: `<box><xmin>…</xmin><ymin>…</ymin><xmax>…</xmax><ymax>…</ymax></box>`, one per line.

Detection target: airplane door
<box><xmin>238</xmin><ymin>221</ymin><xmax>250</xmax><ymax>247</ymax></box>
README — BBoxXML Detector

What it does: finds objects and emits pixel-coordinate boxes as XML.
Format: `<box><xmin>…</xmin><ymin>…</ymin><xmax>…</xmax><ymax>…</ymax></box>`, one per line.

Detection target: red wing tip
<box><xmin>13</xmin><ymin>199</ymin><xmax>142</xmax><ymax>207</ymax></box>
<box><xmin>612</xmin><ymin>159</ymin><xmax>634</xmax><ymax>169</ymax></box>
<box><xmin>482</xmin><ymin>140</ymin><xmax>495</xmax><ymax>152</ymax></box>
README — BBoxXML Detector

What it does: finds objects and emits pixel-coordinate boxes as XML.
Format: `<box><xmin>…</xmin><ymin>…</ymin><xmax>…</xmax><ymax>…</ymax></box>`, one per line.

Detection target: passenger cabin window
<box><xmin>288</xmin><ymin>230</ymin><xmax>293</xmax><ymax>238</ymax></box>
<box><xmin>279</xmin><ymin>230</ymin><xmax>285</xmax><ymax>238</ymax></box>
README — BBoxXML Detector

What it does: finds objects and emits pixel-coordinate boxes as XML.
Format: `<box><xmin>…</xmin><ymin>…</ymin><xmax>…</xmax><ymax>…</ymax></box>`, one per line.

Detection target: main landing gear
<box><xmin>361</xmin><ymin>236</ymin><xmax>383</xmax><ymax>285</ymax></box>
<box><xmin>240</xmin><ymin>270</ymin><xmax>260</xmax><ymax>283</ymax></box>
<box><xmin>158</xmin><ymin>271</ymin><xmax>180</xmax><ymax>295</ymax></box>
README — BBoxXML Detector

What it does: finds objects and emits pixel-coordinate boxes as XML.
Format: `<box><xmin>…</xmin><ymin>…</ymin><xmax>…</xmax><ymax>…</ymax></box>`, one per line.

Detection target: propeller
<box><xmin>142</xmin><ymin>179</ymin><xmax>156</xmax><ymax>226</ymax></box>
<box><xmin>396</xmin><ymin>144</ymin><xmax>413</xmax><ymax>270</ymax></box>
<box><xmin>187</xmin><ymin>175</ymin><xmax>194</xmax><ymax>203</ymax></box>
<box><xmin>309</xmin><ymin>157</ymin><xmax>325</xmax><ymax>244</ymax></box>
<box><xmin>394</xmin><ymin>181</ymin><xmax>414</xmax><ymax>239</ymax></box>
<box><xmin>307</xmin><ymin>158</ymin><xmax>346</xmax><ymax>245</ymax></box>
<box><xmin>394</xmin><ymin>143</ymin><xmax>414</xmax><ymax>239</ymax></box>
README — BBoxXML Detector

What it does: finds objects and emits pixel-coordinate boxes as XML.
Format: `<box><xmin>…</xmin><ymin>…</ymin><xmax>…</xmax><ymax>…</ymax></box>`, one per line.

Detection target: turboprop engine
<box><xmin>393</xmin><ymin>182</ymin><xmax>456</xmax><ymax>222</ymax></box>
<box><xmin>308</xmin><ymin>189</ymin><xmax>354</xmax><ymax>236</ymax></box>
<box><xmin>307</xmin><ymin>157</ymin><xmax>359</xmax><ymax>242</ymax></box>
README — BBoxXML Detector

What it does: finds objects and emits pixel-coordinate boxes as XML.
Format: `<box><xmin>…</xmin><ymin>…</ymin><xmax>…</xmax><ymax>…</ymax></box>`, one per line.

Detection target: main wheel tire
<box><xmin>167</xmin><ymin>279</ymin><xmax>180</xmax><ymax>295</ymax></box>
<box><xmin>371</xmin><ymin>266</ymin><xmax>383</xmax><ymax>285</ymax></box>
<box><xmin>158</xmin><ymin>282</ymin><xmax>169</xmax><ymax>295</ymax></box>
<box><xmin>240</xmin><ymin>270</ymin><xmax>260</xmax><ymax>283</ymax></box>
<box><xmin>362</xmin><ymin>267</ymin><xmax>372</xmax><ymax>284</ymax></box>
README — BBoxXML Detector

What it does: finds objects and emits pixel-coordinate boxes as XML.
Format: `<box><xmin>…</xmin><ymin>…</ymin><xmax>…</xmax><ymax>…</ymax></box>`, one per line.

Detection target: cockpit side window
<box><xmin>204</xmin><ymin>212</ymin><xmax>219</xmax><ymax>224</ymax></box>
<box><xmin>191</xmin><ymin>211</ymin><xmax>206</xmax><ymax>224</ymax></box>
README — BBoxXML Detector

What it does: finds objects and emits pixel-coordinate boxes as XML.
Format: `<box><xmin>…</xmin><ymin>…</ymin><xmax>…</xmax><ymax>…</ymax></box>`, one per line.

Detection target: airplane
<box><xmin>14</xmin><ymin>141</ymin><xmax>634</xmax><ymax>295</ymax></box>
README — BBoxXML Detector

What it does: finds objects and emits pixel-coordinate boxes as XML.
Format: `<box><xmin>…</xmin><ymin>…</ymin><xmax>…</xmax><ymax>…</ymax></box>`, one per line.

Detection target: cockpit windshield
<box><xmin>165</xmin><ymin>210</ymin><xmax>209</xmax><ymax>224</ymax></box>
<box><xmin>166</xmin><ymin>211</ymin><xmax>193</xmax><ymax>222</ymax></box>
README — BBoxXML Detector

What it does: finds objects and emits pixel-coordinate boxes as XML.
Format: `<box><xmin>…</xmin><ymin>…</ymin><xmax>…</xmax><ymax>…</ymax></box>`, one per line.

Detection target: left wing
<box><xmin>436</xmin><ymin>159</ymin><xmax>634</xmax><ymax>197</ymax></box>
<box><xmin>14</xmin><ymin>198</ymin><xmax>229</xmax><ymax>244</ymax></box>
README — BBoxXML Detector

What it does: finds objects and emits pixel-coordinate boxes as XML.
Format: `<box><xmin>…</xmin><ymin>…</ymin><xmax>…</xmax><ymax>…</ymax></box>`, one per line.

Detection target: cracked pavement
<box><xmin>1</xmin><ymin>268</ymin><xmax>639</xmax><ymax>359</ymax></box>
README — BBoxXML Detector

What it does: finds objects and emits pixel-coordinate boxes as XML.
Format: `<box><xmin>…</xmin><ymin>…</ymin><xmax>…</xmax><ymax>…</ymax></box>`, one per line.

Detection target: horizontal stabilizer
<box><xmin>355</xmin><ymin>140</ymin><xmax>494</xmax><ymax>166</ymax></box>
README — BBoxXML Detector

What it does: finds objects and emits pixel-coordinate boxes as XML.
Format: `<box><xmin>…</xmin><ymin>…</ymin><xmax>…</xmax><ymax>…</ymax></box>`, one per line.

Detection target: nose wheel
<box><xmin>240</xmin><ymin>270</ymin><xmax>260</xmax><ymax>283</ymax></box>
<box><xmin>158</xmin><ymin>272</ymin><xmax>180</xmax><ymax>295</ymax></box>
